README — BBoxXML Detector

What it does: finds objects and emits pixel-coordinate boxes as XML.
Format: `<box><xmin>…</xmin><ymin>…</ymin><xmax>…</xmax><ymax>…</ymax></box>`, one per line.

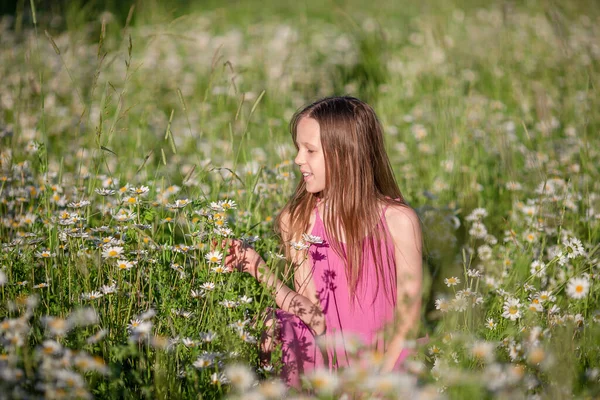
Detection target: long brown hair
<box><xmin>275</xmin><ymin>96</ymin><xmax>408</xmax><ymax>303</ymax></box>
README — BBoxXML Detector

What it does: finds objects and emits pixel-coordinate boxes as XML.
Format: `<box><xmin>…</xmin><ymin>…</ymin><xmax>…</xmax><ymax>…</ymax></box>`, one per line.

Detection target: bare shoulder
<box><xmin>384</xmin><ymin>204</ymin><xmax>422</xmax><ymax>248</ymax></box>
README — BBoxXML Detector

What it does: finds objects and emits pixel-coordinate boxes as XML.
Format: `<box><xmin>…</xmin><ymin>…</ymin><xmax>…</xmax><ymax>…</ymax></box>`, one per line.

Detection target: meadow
<box><xmin>0</xmin><ymin>0</ymin><xmax>599</xmax><ymax>398</ymax></box>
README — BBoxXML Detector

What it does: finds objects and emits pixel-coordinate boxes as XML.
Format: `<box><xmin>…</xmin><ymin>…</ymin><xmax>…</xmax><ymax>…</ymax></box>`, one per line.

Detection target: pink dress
<box><xmin>275</xmin><ymin>201</ymin><xmax>412</xmax><ymax>388</ymax></box>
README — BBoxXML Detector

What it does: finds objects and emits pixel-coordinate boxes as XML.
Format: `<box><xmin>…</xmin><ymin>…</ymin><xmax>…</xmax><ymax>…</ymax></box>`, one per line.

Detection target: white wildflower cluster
<box><xmin>466</xmin><ymin>208</ymin><xmax>489</xmax><ymax>240</ymax></box>
<box><xmin>228</xmin><ymin>319</ymin><xmax>257</xmax><ymax>344</ymax></box>
<box><xmin>0</xmin><ymin>300</ymin><xmax>107</xmax><ymax>398</ymax></box>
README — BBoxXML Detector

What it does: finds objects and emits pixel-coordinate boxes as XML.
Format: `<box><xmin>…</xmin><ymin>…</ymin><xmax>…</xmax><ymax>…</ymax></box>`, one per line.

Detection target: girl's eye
<box><xmin>307</xmin><ymin>150</ymin><xmax>315</xmax><ymax>154</ymax></box>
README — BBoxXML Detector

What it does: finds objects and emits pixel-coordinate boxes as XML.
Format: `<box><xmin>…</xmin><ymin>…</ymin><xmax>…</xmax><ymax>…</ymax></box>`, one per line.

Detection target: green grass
<box><xmin>0</xmin><ymin>0</ymin><xmax>599</xmax><ymax>398</ymax></box>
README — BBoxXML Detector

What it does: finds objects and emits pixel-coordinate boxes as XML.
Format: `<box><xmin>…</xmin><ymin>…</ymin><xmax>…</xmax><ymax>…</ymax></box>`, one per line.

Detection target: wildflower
<box><xmin>302</xmin><ymin>233</ymin><xmax>323</xmax><ymax>244</ymax></box>
<box><xmin>220</xmin><ymin>199</ymin><xmax>237</xmax><ymax>210</ymax></box>
<box><xmin>520</xmin><ymin>205</ymin><xmax>537</xmax><ymax>217</ymax></box>
<box><xmin>211</xmin><ymin>265</ymin><xmax>231</xmax><ymax>273</ymax></box>
<box><xmin>470</xmin><ymin>341</ymin><xmax>495</xmax><ymax>363</ymax></box>
<box><xmin>67</xmin><ymin>200</ymin><xmax>91</xmax><ymax>208</ymax></box>
<box><xmin>35</xmin><ymin>250</ymin><xmax>56</xmax><ymax>258</ymax></box>
<box><xmin>42</xmin><ymin>317</ymin><xmax>70</xmax><ymax>336</ymax></box>
<box><xmin>182</xmin><ymin>337</ymin><xmax>197</xmax><ymax>347</ymax></box>
<box><xmin>523</xmin><ymin>283</ymin><xmax>536</xmax><ymax>292</ymax></box>
<box><xmin>507</xmin><ymin>342</ymin><xmax>523</xmax><ymax>362</ymax></box>
<box><xmin>200</xmin><ymin>282</ymin><xmax>216</xmax><ymax>291</ymax></box>
<box><xmin>95</xmin><ymin>188</ymin><xmax>116</xmax><ymax>196</ymax></box>
<box><xmin>563</xmin><ymin>237</ymin><xmax>585</xmax><ymax>259</ymax></box>
<box><xmin>530</xmin><ymin>260</ymin><xmax>546</xmax><ymax>278</ymax></box>
<box><xmin>101</xmin><ymin>246</ymin><xmax>123</xmax><ymax>259</ymax></box>
<box><xmin>477</xmin><ymin>245</ymin><xmax>493</xmax><ymax>261</ymax></box>
<box><xmin>258</xmin><ymin>379</ymin><xmax>287</xmax><ymax>398</ymax></box>
<box><xmin>466</xmin><ymin>268</ymin><xmax>483</xmax><ymax>279</ymax></box>
<box><xmin>258</xmin><ymin>364</ymin><xmax>275</xmax><ymax>374</ymax></box>
<box><xmin>101</xmin><ymin>284</ymin><xmax>117</xmax><ymax>294</ymax></box>
<box><xmin>506</xmin><ymin>181</ymin><xmax>522</xmax><ymax>191</ymax></box>
<box><xmin>128</xmin><ymin>319</ymin><xmax>152</xmax><ymax>336</ymax></box>
<box><xmin>214</xmin><ymin>226</ymin><xmax>233</xmax><ymax>236</ymax></box>
<box><xmin>121</xmin><ymin>196</ymin><xmax>139</xmax><ymax>205</ymax></box>
<box><xmin>238</xmin><ymin>295</ymin><xmax>253</xmax><ymax>304</ymax></box>
<box><xmin>191</xmin><ymin>289</ymin><xmax>205</xmax><ymax>298</ymax></box>
<box><xmin>566</xmin><ymin>276</ymin><xmax>590</xmax><ymax>300</ymax></box>
<box><xmin>229</xmin><ymin>319</ymin><xmax>250</xmax><ymax>331</ymax></box>
<box><xmin>528</xmin><ymin>301</ymin><xmax>544</xmax><ymax>312</ymax></box>
<box><xmin>116</xmin><ymin>259</ymin><xmax>134</xmax><ymax>270</ymax></box>
<box><xmin>40</xmin><ymin>339</ymin><xmax>62</xmax><ymax>355</ymax></box>
<box><xmin>411</xmin><ymin>124</ymin><xmax>428</xmax><ymax>140</ymax></box>
<box><xmin>81</xmin><ymin>291</ymin><xmax>103</xmax><ymax>300</ymax></box>
<box><xmin>87</xmin><ymin>329</ymin><xmax>108</xmax><ymax>344</ymax></box>
<box><xmin>527</xmin><ymin>347</ymin><xmax>547</xmax><ymax>366</ymax></box>
<box><xmin>444</xmin><ymin>277</ymin><xmax>460</xmax><ymax>287</ymax></box>
<box><xmin>210</xmin><ymin>201</ymin><xmax>225</xmax><ymax>212</ymax></box>
<box><xmin>536</xmin><ymin>290</ymin><xmax>555</xmax><ymax>303</ymax></box>
<box><xmin>200</xmin><ymin>332</ymin><xmax>217</xmax><ymax>343</ymax></box>
<box><xmin>466</xmin><ymin>208</ymin><xmax>488</xmax><ymax>222</ymax></box>
<box><xmin>112</xmin><ymin>209</ymin><xmax>136</xmax><ymax>222</ymax></box>
<box><xmin>205</xmin><ymin>251</ymin><xmax>223</xmax><ymax>264</ymax></box>
<box><xmin>290</xmin><ymin>240</ymin><xmax>309</xmax><ymax>251</ymax></box>
<box><xmin>193</xmin><ymin>356</ymin><xmax>214</xmax><ymax>369</ymax></box>
<box><xmin>33</xmin><ymin>282</ymin><xmax>49</xmax><ymax>289</ymax></box>
<box><xmin>55</xmin><ymin>369</ymin><xmax>86</xmax><ymax>389</ymax></box>
<box><xmin>163</xmin><ymin>185</ymin><xmax>181</xmax><ymax>196</ymax></box>
<box><xmin>303</xmin><ymin>368</ymin><xmax>339</xmax><ymax>395</ymax></box>
<box><xmin>211</xmin><ymin>372</ymin><xmax>229</xmax><ymax>385</ymax></box>
<box><xmin>220</xmin><ymin>299</ymin><xmax>238</xmax><ymax>309</ymax></box>
<box><xmin>523</xmin><ymin>231</ymin><xmax>537</xmax><ymax>243</ymax></box>
<box><xmin>173</xmin><ymin>309</ymin><xmax>193</xmax><ymax>318</ymax></box>
<box><xmin>435</xmin><ymin>298</ymin><xmax>449</xmax><ymax>312</ymax></box>
<box><xmin>428</xmin><ymin>345</ymin><xmax>442</xmax><ymax>356</ymax></box>
<box><xmin>502</xmin><ymin>298</ymin><xmax>522</xmax><ymax>321</ymax></box>
<box><xmin>166</xmin><ymin>199</ymin><xmax>191</xmax><ymax>209</ymax></box>
<box><xmin>469</xmin><ymin>222</ymin><xmax>488</xmax><ymax>238</ymax></box>
<box><xmin>130</xmin><ymin>186</ymin><xmax>150</xmax><ymax>196</ymax></box>
<box><xmin>485</xmin><ymin>318</ymin><xmax>496</xmax><ymax>330</ymax></box>
<box><xmin>225</xmin><ymin>364</ymin><xmax>256</xmax><ymax>391</ymax></box>
<box><xmin>239</xmin><ymin>330</ymin><xmax>257</xmax><ymax>343</ymax></box>
<box><xmin>451</xmin><ymin>295</ymin><xmax>469</xmax><ymax>312</ymax></box>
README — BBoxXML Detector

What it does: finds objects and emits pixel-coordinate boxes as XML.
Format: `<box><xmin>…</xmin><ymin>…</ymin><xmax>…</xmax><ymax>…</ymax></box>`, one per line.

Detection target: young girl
<box><xmin>225</xmin><ymin>96</ymin><xmax>423</xmax><ymax>389</ymax></box>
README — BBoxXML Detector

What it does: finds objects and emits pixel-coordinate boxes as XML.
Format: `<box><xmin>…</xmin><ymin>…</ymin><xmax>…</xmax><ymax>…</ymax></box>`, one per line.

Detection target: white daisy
<box><xmin>502</xmin><ymin>298</ymin><xmax>522</xmax><ymax>321</ymax></box>
<box><xmin>566</xmin><ymin>276</ymin><xmax>590</xmax><ymax>300</ymax></box>
<box><xmin>205</xmin><ymin>251</ymin><xmax>223</xmax><ymax>264</ymax></box>
<box><xmin>444</xmin><ymin>276</ymin><xmax>460</xmax><ymax>287</ymax></box>
<box><xmin>101</xmin><ymin>246</ymin><xmax>124</xmax><ymax>259</ymax></box>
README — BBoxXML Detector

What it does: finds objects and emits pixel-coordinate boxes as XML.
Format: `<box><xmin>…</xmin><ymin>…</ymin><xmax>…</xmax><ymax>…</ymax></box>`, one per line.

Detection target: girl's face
<box><xmin>294</xmin><ymin>117</ymin><xmax>326</xmax><ymax>194</ymax></box>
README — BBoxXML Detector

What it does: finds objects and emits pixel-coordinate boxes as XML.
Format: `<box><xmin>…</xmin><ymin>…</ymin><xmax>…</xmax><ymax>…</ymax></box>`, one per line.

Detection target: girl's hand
<box><xmin>222</xmin><ymin>239</ymin><xmax>267</xmax><ymax>280</ymax></box>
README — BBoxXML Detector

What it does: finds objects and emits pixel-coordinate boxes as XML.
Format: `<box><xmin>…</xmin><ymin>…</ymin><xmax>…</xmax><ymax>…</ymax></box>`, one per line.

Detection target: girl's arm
<box><xmin>225</xmin><ymin>240</ymin><xmax>326</xmax><ymax>336</ymax></box>
<box><xmin>380</xmin><ymin>205</ymin><xmax>423</xmax><ymax>372</ymax></box>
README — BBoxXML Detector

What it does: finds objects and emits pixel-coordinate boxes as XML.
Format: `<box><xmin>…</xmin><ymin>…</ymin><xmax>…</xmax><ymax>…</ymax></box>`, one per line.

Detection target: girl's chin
<box><xmin>304</xmin><ymin>184</ymin><xmax>324</xmax><ymax>194</ymax></box>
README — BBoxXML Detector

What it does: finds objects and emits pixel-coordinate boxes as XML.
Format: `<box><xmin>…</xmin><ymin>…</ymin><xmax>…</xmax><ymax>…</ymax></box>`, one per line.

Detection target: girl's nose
<box><xmin>294</xmin><ymin>152</ymin><xmax>303</xmax><ymax>166</ymax></box>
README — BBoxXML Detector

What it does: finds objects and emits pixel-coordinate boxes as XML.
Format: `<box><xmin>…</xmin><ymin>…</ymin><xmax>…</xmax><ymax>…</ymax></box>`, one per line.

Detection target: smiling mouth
<box><xmin>302</xmin><ymin>172</ymin><xmax>313</xmax><ymax>180</ymax></box>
